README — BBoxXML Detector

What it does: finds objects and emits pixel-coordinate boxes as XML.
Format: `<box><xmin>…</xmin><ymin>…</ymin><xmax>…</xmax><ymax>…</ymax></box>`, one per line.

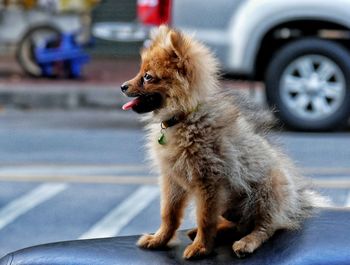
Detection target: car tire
<box><xmin>265</xmin><ymin>38</ymin><xmax>350</xmax><ymax>131</ymax></box>
<box><xmin>16</xmin><ymin>25</ymin><xmax>61</xmax><ymax>77</ymax></box>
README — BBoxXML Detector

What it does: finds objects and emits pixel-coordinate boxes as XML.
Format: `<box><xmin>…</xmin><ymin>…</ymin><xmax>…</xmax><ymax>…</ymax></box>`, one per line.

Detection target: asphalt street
<box><xmin>0</xmin><ymin>110</ymin><xmax>349</xmax><ymax>256</ymax></box>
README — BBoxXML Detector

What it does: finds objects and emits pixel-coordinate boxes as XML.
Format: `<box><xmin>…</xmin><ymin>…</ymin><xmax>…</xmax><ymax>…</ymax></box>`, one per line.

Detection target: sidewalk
<box><xmin>0</xmin><ymin>56</ymin><xmax>139</xmax><ymax>109</ymax></box>
<box><xmin>0</xmin><ymin>55</ymin><xmax>263</xmax><ymax>110</ymax></box>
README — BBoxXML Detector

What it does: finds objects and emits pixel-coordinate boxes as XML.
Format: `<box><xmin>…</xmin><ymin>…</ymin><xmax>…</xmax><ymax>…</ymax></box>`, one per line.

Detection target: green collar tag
<box><xmin>158</xmin><ymin>132</ymin><xmax>166</xmax><ymax>145</ymax></box>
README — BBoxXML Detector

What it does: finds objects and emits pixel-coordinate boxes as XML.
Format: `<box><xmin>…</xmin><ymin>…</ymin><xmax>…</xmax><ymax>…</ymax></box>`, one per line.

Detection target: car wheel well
<box><xmin>254</xmin><ymin>19</ymin><xmax>350</xmax><ymax>81</ymax></box>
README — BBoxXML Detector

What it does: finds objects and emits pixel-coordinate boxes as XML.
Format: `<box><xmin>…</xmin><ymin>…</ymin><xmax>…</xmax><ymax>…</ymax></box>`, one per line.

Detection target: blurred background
<box><xmin>0</xmin><ymin>0</ymin><xmax>349</xmax><ymax>256</ymax></box>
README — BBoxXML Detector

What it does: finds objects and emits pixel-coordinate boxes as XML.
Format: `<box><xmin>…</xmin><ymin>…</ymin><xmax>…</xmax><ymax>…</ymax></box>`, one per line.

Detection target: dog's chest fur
<box><xmin>153</xmin><ymin>127</ymin><xmax>210</xmax><ymax>188</ymax></box>
<box><xmin>147</xmin><ymin>107</ymin><xmax>237</xmax><ymax>190</ymax></box>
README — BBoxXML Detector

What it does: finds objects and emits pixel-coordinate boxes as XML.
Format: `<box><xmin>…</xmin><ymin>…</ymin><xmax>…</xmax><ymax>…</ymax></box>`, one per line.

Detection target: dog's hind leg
<box><xmin>232</xmin><ymin>169</ymin><xmax>285</xmax><ymax>258</ymax></box>
<box><xmin>232</xmin><ymin>222</ymin><xmax>276</xmax><ymax>258</ymax></box>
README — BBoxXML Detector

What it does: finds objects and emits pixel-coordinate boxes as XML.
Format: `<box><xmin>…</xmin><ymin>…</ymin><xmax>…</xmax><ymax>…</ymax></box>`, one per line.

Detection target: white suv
<box><xmin>137</xmin><ymin>0</ymin><xmax>350</xmax><ymax>131</ymax></box>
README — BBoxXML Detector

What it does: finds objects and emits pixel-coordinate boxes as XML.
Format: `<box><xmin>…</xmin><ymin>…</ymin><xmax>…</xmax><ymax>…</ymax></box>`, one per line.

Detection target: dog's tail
<box><xmin>303</xmin><ymin>189</ymin><xmax>332</xmax><ymax>208</ymax></box>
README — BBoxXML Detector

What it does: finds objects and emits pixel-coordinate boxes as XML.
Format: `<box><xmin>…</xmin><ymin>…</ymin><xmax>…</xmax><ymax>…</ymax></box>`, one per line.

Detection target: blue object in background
<box><xmin>35</xmin><ymin>33</ymin><xmax>90</xmax><ymax>78</ymax></box>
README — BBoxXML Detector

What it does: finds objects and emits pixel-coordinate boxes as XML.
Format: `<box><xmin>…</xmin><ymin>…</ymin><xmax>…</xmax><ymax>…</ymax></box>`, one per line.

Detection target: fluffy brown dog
<box><xmin>121</xmin><ymin>25</ymin><xmax>326</xmax><ymax>259</ymax></box>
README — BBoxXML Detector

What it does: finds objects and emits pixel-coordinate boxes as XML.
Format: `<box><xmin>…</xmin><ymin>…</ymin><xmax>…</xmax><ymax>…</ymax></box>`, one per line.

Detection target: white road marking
<box><xmin>303</xmin><ymin>167</ymin><xmax>350</xmax><ymax>175</ymax></box>
<box><xmin>1</xmin><ymin>165</ymin><xmax>350</xmax><ymax>177</ymax></box>
<box><xmin>79</xmin><ymin>185</ymin><xmax>159</xmax><ymax>239</ymax></box>
<box><xmin>312</xmin><ymin>179</ymin><xmax>350</xmax><ymax>188</ymax></box>
<box><xmin>0</xmin><ymin>183</ymin><xmax>67</xmax><ymax>231</ymax></box>
<box><xmin>0</xmin><ymin>175</ymin><xmax>158</xmax><ymax>185</ymax></box>
<box><xmin>2</xmin><ymin>174</ymin><xmax>350</xmax><ymax>188</ymax></box>
<box><xmin>0</xmin><ymin>165</ymin><xmax>149</xmax><ymax>177</ymax></box>
<box><xmin>345</xmin><ymin>191</ymin><xmax>350</xmax><ymax>207</ymax></box>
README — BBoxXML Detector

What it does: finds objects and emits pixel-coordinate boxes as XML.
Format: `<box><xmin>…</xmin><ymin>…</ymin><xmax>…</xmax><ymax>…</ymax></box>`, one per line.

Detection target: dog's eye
<box><xmin>144</xmin><ymin>73</ymin><xmax>153</xmax><ymax>82</ymax></box>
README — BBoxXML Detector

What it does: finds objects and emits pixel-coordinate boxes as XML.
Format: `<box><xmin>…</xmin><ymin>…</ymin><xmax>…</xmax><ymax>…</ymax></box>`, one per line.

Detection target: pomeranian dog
<box><xmin>121</xmin><ymin>25</ymin><xmax>326</xmax><ymax>259</ymax></box>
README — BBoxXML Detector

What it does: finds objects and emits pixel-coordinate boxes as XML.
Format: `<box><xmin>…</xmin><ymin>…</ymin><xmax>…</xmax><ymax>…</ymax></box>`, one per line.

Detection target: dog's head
<box><xmin>121</xmin><ymin>25</ymin><xmax>219</xmax><ymax>118</ymax></box>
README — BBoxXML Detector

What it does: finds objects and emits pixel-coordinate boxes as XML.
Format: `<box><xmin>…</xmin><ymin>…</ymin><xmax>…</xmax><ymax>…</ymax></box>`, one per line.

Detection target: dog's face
<box><xmin>121</xmin><ymin>26</ymin><xmax>198</xmax><ymax>115</ymax></box>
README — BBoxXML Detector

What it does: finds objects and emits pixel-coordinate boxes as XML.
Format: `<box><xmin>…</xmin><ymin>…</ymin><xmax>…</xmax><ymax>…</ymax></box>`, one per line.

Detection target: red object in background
<box><xmin>137</xmin><ymin>0</ymin><xmax>171</xmax><ymax>26</ymax></box>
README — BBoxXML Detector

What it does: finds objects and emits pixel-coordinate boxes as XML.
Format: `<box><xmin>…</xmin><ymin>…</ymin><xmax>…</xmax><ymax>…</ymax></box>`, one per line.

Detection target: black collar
<box><xmin>161</xmin><ymin>113</ymin><xmax>186</xmax><ymax>129</ymax></box>
<box><xmin>161</xmin><ymin>104</ymin><xmax>201</xmax><ymax>129</ymax></box>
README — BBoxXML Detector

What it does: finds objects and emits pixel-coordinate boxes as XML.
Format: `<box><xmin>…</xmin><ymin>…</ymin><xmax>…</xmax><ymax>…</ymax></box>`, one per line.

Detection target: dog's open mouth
<box><xmin>122</xmin><ymin>93</ymin><xmax>163</xmax><ymax>114</ymax></box>
<box><xmin>122</xmin><ymin>97</ymin><xmax>140</xmax><ymax>111</ymax></box>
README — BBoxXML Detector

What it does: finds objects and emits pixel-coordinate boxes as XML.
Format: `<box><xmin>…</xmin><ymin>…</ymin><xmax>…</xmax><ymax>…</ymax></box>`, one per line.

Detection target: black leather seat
<box><xmin>1</xmin><ymin>209</ymin><xmax>350</xmax><ymax>265</ymax></box>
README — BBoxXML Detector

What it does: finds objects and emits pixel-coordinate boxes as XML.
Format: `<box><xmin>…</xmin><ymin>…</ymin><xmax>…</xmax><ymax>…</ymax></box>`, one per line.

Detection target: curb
<box><xmin>0</xmin><ymin>83</ymin><xmax>128</xmax><ymax>110</ymax></box>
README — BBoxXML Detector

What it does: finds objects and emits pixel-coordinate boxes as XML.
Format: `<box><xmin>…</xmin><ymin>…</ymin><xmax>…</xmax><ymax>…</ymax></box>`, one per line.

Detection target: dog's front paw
<box><xmin>137</xmin><ymin>234</ymin><xmax>168</xmax><ymax>249</ymax></box>
<box><xmin>232</xmin><ymin>239</ymin><xmax>256</xmax><ymax>258</ymax></box>
<box><xmin>183</xmin><ymin>242</ymin><xmax>211</xmax><ymax>259</ymax></box>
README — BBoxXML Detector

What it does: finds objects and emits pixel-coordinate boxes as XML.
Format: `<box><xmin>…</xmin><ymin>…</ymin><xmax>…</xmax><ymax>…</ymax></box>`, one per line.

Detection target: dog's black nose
<box><xmin>121</xmin><ymin>83</ymin><xmax>129</xmax><ymax>92</ymax></box>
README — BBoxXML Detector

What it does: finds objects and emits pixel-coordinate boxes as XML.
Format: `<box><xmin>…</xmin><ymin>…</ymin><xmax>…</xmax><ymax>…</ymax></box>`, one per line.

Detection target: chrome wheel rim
<box><xmin>280</xmin><ymin>55</ymin><xmax>346</xmax><ymax>121</ymax></box>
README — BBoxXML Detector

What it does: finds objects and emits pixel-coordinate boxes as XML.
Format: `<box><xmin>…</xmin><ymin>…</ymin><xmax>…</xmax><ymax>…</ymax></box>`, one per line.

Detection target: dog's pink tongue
<box><xmin>122</xmin><ymin>98</ymin><xmax>140</xmax><ymax>111</ymax></box>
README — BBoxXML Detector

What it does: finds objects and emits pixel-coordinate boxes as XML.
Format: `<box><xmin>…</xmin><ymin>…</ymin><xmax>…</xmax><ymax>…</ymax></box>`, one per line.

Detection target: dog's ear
<box><xmin>150</xmin><ymin>24</ymin><xmax>170</xmax><ymax>42</ymax></box>
<box><xmin>167</xmin><ymin>30</ymin><xmax>193</xmax><ymax>76</ymax></box>
<box><xmin>167</xmin><ymin>30</ymin><xmax>187</xmax><ymax>59</ymax></box>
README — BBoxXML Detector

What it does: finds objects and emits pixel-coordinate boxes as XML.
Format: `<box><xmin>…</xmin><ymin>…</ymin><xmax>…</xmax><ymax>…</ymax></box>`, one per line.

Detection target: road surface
<box><xmin>0</xmin><ymin>110</ymin><xmax>349</xmax><ymax>256</ymax></box>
